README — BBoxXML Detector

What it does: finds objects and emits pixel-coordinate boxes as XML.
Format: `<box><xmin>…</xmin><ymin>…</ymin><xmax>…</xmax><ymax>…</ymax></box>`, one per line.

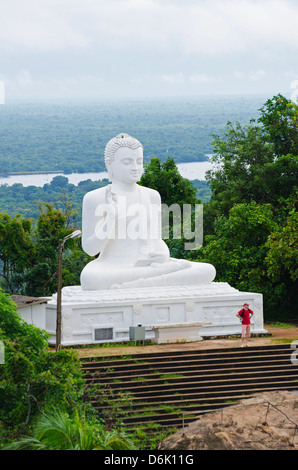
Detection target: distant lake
<box><xmin>0</xmin><ymin>160</ymin><xmax>214</xmax><ymax>187</ymax></box>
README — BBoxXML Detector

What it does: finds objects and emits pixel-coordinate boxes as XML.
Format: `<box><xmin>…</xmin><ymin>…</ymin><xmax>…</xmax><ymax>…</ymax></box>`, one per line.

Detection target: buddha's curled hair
<box><xmin>104</xmin><ymin>133</ymin><xmax>143</xmax><ymax>167</ymax></box>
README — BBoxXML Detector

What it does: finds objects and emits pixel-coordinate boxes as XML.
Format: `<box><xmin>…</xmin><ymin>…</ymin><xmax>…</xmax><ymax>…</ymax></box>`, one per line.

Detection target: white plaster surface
<box><xmin>45</xmin><ymin>282</ymin><xmax>267</xmax><ymax>346</ymax></box>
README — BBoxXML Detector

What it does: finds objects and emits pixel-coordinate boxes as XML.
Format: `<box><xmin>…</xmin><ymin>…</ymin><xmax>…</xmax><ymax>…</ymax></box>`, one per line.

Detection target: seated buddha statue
<box><xmin>80</xmin><ymin>133</ymin><xmax>216</xmax><ymax>290</ymax></box>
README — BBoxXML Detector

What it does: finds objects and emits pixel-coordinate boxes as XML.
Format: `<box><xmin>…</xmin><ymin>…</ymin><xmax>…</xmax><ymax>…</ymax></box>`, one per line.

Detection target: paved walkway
<box><xmin>76</xmin><ymin>325</ymin><xmax>298</xmax><ymax>359</ymax></box>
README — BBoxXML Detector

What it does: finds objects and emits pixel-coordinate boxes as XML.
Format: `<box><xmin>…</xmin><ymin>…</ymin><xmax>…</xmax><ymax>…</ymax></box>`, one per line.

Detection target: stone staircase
<box><xmin>81</xmin><ymin>344</ymin><xmax>298</xmax><ymax>433</ymax></box>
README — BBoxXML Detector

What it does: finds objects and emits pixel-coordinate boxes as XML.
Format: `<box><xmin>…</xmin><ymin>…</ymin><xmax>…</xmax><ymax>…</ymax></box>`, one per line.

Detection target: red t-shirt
<box><xmin>238</xmin><ymin>308</ymin><xmax>253</xmax><ymax>325</ymax></box>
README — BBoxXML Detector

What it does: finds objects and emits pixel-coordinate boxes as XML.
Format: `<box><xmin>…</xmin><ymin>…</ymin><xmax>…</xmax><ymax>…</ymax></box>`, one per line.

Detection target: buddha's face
<box><xmin>108</xmin><ymin>146</ymin><xmax>143</xmax><ymax>184</ymax></box>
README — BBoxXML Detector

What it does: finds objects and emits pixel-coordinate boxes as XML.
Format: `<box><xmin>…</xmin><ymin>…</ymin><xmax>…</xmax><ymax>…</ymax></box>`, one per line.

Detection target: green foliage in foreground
<box><xmin>0</xmin><ymin>290</ymin><xmax>84</xmax><ymax>442</ymax></box>
<box><xmin>2</xmin><ymin>408</ymin><xmax>135</xmax><ymax>451</ymax></box>
<box><xmin>0</xmin><ymin>290</ymin><xmax>162</xmax><ymax>450</ymax></box>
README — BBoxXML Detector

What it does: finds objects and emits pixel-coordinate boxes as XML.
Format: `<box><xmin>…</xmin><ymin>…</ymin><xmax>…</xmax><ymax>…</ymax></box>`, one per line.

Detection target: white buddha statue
<box><xmin>80</xmin><ymin>133</ymin><xmax>216</xmax><ymax>290</ymax></box>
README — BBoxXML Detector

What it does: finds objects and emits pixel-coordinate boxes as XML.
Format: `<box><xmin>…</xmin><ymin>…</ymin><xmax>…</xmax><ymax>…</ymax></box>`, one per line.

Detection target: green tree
<box><xmin>0</xmin><ymin>213</ymin><xmax>34</xmax><ymax>293</ymax></box>
<box><xmin>201</xmin><ymin>94</ymin><xmax>298</xmax><ymax>320</ymax></box>
<box><xmin>140</xmin><ymin>156</ymin><xmax>199</xmax><ymax>206</ymax></box>
<box><xmin>0</xmin><ymin>289</ymin><xmax>84</xmax><ymax>439</ymax></box>
<box><xmin>206</xmin><ymin>95</ymin><xmax>298</xmax><ymax>220</ymax></box>
<box><xmin>206</xmin><ymin>122</ymin><xmax>298</xmax><ymax>218</ymax></box>
<box><xmin>258</xmin><ymin>93</ymin><xmax>298</xmax><ymax>157</ymax></box>
<box><xmin>265</xmin><ymin>193</ymin><xmax>298</xmax><ymax>316</ymax></box>
<box><xmin>23</xmin><ymin>203</ymin><xmax>69</xmax><ymax>296</ymax></box>
<box><xmin>25</xmin><ymin>202</ymin><xmax>83</xmax><ymax>297</ymax></box>
<box><xmin>197</xmin><ymin>202</ymin><xmax>289</xmax><ymax>317</ymax></box>
<box><xmin>266</xmin><ymin>208</ymin><xmax>298</xmax><ymax>282</ymax></box>
<box><xmin>0</xmin><ymin>203</ymin><xmax>87</xmax><ymax>298</ymax></box>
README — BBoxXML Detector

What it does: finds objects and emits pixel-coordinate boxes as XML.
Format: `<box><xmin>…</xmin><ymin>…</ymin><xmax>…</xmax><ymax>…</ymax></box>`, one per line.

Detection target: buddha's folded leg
<box><xmin>81</xmin><ymin>258</ymin><xmax>215</xmax><ymax>291</ymax></box>
<box><xmin>80</xmin><ymin>260</ymin><xmax>178</xmax><ymax>290</ymax></box>
<box><xmin>111</xmin><ymin>261</ymin><xmax>216</xmax><ymax>289</ymax></box>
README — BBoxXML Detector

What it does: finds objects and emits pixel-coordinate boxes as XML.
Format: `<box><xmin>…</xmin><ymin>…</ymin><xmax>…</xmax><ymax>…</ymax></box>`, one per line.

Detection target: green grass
<box><xmin>270</xmin><ymin>337</ymin><xmax>298</xmax><ymax>344</ymax></box>
<box><xmin>159</xmin><ymin>373</ymin><xmax>184</xmax><ymax>379</ymax></box>
<box><xmin>266</xmin><ymin>322</ymin><xmax>297</xmax><ymax>329</ymax></box>
<box><xmin>129</xmin><ymin>424</ymin><xmax>178</xmax><ymax>450</ymax></box>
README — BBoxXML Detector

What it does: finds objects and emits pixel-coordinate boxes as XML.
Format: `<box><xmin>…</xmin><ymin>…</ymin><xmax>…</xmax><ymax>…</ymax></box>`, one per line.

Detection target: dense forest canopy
<box><xmin>0</xmin><ymin>94</ymin><xmax>267</xmax><ymax>175</ymax></box>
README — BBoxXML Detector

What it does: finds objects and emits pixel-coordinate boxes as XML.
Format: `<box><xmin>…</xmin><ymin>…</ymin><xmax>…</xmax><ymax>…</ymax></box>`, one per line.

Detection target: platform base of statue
<box><xmin>44</xmin><ymin>282</ymin><xmax>267</xmax><ymax>346</ymax></box>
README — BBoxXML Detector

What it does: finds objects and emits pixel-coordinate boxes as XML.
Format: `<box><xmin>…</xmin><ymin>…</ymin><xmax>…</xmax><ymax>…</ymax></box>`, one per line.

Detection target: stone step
<box><xmin>84</xmin><ymin>352</ymin><xmax>291</xmax><ymax>379</ymax></box>
<box><xmin>91</xmin><ymin>382</ymin><xmax>298</xmax><ymax>413</ymax></box>
<box><xmin>84</xmin><ymin>353</ymin><xmax>292</xmax><ymax>370</ymax></box>
<box><xmin>96</xmin><ymin>382</ymin><xmax>298</xmax><ymax>428</ymax></box>
<box><xmin>98</xmin><ymin>378</ymin><xmax>298</xmax><ymax>400</ymax></box>
<box><xmin>81</xmin><ymin>344</ymin><xmax>292</xmax><ymax>369</ymax></box>
<box><xmin>92</xmin><ymin>393</ymin><xmax>249</xmax><ymax>411</ymax></box>
<box><xmin>82</xmin><ymin>344</ymin><xmax>298</xmax><ymax>432</ymax></box>
<box><xmin>84</xmin><ymin>363</ymin><xmax>295</xmax><ymax>386</ymax></box>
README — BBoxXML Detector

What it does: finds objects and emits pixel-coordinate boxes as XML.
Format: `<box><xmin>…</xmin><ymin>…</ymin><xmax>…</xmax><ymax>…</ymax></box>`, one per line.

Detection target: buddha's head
<box><xmin>104</xmin><ymin>133</ymin><xmax>144</xmax><ymax>183</ymax></box>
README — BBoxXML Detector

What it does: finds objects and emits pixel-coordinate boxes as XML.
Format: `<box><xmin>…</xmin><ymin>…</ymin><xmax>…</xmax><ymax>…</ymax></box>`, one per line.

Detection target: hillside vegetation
<box><xmin>0</xmin><ymin>94</ymin><xmax>296</xmax><ymax>319</ymax></box>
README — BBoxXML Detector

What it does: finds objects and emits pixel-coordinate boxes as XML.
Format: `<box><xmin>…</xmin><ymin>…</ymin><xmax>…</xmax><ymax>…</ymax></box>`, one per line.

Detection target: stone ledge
<box><xmin>50</xmin><ymin>282</ymin><xmax>239</xmax><ymax>304</ymax></box>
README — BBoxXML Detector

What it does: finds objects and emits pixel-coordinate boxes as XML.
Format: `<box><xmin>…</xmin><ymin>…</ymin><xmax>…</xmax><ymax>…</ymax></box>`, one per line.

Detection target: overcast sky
<box><xmin>0</xmin><ymin>0</ymin><xmax>297</xmax><ymax>101</ymax></box>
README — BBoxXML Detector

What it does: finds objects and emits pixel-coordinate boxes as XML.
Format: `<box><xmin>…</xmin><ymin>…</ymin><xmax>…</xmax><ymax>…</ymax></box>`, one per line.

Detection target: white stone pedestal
<box><xmin>44</xmin><ymin>282</ymin><xmax>267</xmax><ymax>346</ymax></box>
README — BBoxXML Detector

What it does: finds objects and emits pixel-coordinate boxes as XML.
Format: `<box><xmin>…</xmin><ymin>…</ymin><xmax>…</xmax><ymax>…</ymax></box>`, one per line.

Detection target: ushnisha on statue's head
<box><xmin>104</xmin><ymin>133</ymin><xmax>144</xmax><ymax>181</ymax></box>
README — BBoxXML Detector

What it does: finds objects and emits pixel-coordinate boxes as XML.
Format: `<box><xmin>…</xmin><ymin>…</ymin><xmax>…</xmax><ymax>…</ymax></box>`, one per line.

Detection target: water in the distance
<box><xmin>0</xmin><ymin>160</ymin><xmax>213</xmax><ymax>187</ymax></box>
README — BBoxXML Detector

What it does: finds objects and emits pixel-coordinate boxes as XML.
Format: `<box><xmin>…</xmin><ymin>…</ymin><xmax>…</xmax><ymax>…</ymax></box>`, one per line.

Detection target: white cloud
<box><xmin>0</xmin><ymin>0</ymin><xmax>297</xmax><ymax>98</ymax></box>
<box><xmin>1</xmin><ymin>0</ymin><xmax>298</xmax><ymax>56</ymax></box>
<box><xmin>249</xmin><ymin>69</ymin><xmax>266</xmax><ymax>82</ymax></box>
<box><xmin>68</xmin><ymin>0</ymin><xmax>298</xmax><ymax>56</ymax></box>
<box><xmin>159</xmin><ymin>73</ymin><xmax>185</xmax><ymax>84</ymax></box>
<box><xmin>0</xmin><ymin>0</ymin><xmax>90</xmax><ymax>51</ymax></box>
<box><xmin>234</xmin><ymin>69</ymin><xmax>267</xmax><ymax>82</ymax></box>
<box><xmin>189</xmin><ymin>74</ymin><xmax>213</xmax><ymax>84</ymax></box>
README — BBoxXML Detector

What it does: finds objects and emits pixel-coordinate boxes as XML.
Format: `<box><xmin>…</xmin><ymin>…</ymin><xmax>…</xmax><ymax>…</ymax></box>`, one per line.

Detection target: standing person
<box><xmin>236</xmin><ymin>303</ymin><xmax>254</xmax><ymax>347</ymax></box>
